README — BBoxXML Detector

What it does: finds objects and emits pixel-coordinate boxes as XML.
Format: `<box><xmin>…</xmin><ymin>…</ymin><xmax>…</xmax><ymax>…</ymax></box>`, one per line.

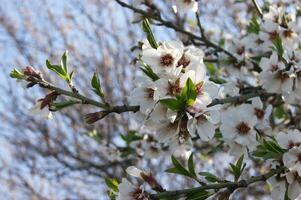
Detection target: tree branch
<box><xmin>30</xmin><ymin>76</ymin><xmax>274</xmax><ymax>116</ymax></box>
<box><xmin>151</xmin><ymin>166</ymin><xmax>285</xmax><ymax>199</ymax></box>
<box><xmin>115</xmin><ymin>0</ymin><xmax>237</xmax><ymax>60</ymax></box>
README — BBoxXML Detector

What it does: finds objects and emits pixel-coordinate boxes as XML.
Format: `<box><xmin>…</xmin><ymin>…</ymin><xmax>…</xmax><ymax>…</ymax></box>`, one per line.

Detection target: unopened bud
<box><xmin>84</xmin><ymin>111</ymin><xmax>108</xmax><ymax>124</ymax></box>
<box><xmin>23</xmin><ymin>66</ymin><xmax>43</xmax><ymax>79</ymax></box>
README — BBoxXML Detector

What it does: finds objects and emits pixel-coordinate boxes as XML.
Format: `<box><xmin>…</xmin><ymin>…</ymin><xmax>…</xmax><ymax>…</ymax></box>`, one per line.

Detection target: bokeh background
<box><xmin>0</xmin><ymin>0</ymin><xmax>293</xmax><ymax>199</ymax></box>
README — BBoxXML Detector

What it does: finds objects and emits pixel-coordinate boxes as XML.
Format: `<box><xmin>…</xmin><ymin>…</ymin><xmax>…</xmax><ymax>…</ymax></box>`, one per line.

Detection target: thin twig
<box><xmin>115</xmin><ymin>0</ymin><xmax>237</xmax><ymax>60</ymax></box>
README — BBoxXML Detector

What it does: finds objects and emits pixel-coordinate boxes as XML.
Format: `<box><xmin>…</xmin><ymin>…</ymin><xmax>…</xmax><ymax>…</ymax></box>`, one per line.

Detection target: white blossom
<box><xmin>220</xmin><ymin>104</ymin><xmax>258</xmax><ymax>154</ymax></box>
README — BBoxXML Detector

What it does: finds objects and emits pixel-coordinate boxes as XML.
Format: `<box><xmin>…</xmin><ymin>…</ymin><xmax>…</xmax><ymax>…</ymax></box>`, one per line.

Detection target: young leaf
<box><xmin>140</xmin><ymin>63</ymin><xmax>159</xmax><ymax>81</ymax></box>
<box><xmin>181</xmin><ymin>78</ymin><xmax>197</xmax><ymax>106</ymax></box>
<box><xmin>272</xmin><ymin>35</ymin><xmax>284</xmax><ymax>57</ymax></box>
<box><xmin>165</xmin><ymin>156</ymin><xmax>191</xmax><ymax>177</ymax></box>
<box><xmin>46</xmin><ymin>60</ymin><xmax>68</xmax><ymax>80</ymax></box>
<box><xmin>205</xmin><ymin>62</ymin><xmax>216</xmax><ymax>75</ymax></box>
<box><xmin>188</xmin><ymin>153</ymin><xmax>196</xmax><ymax>177</ymax></box>
<box><xmin>160</xmin><ymin>98</ymin><xmax>181</xmax><ymax>111</ymax></box>
<box><xmin>105</xmin><ymin>178</ymin><xmax>119</xmax><ymax>192</ymax></box>
<box><xmin>186</xmin><ymin>189</ymin><xmax>210</xmax><ymax>200</ymax></box>
<box><xmin>247</xmin><ymin>15</ymin><xmax>260</xmax><ymax>34</ymax></box>
<box><xmin>61</xmin><ymin>51</ymin><xmax>68</xmax><ymax>75</ymax></box>
<box><xmin>49</xmin><ymin>100</ymin><xmax>79</xmax><ymax>111</ymax></box>
<box><xmin>253</xmin><ymin>138</ymin><xmax>286</xmax><ymax>160</ymax></box>
<box><xmin>142</xmin><ymin>18</ymin><xmax>158</xmax><ymax>49</ymax></box>
<box><xmin>46</xmin><ymin>52</ymin><xmax>73</xmax><ymax>83</ymax></box>
<box><xmin>10</xmin><ymin>68</ymin><xmax>25</xmax><ymax>79</ymax></box>
<box><xmin>105</xmin><ymin>178</ymin><xmax>119</xmax><ymax>200</ymax></box>
<box><xmin>230</xmin><ymin>155</ymin><xmax>246</xmax><ymax>181</ymax></box>
<box><xmin>91</xmin><ymin>72</ymin><xmax>104</xmax><ymax>97</ymax></box>
<box><xmin>198</xmin><ymin>172</ymin><xmax>221</xmax><ymax>183</ymax></box>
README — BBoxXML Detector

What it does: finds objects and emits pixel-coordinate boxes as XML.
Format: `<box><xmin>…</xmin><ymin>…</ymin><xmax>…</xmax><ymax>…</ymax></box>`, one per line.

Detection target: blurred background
<box><xmin>0</xmin><ymin>0</ymin><xmax>294</xmax><ymax>199</ymax></box>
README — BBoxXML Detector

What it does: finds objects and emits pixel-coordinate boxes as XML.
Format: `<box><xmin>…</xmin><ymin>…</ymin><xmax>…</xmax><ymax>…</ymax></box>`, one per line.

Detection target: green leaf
<box><xmin>247</xmin><ymin>15</ymin><xmax>260</xmax><ymax>34</ymax></box>
<box><xmin>91</xmin><ymin>72</ymin><xmax>104</xmax><ymax>97</ymax></box>
<box><xmin>253</xmin><ymin>138</ymin><xmax>286</xmax><ymax>160</ymax></box>
<box><xmin>140</xmin><ymin>62</ymin><xmax>159</xmax><ymax>81</ymax></box>
<box><xmin>205</xmin><ymin>62</ymin><xmax>216</xmax><ymax>75</ymax></box>
<box><xmin>10</xmin><ymin>68</ymin><xmax>25</xmax><ymax>79</ymax></box>
<box><xmin>188</xmin><ymin>153</ymin><xmax>196</xmax><ymax>177</ymax></box>
<box><xmin>46</xmin><ymin>60</ymin><xmax>68</xmax><ymax>80</ymax></box>
<box><xmin>273</xmin><ymin>105</ymin><xmax>286</xmax><ymax>119</ymax></box>
<box><xmin>105</xmin><ymin>178</ymin><xmax>119</xmax><ymax>192</ymax></box>
<box><xmin>230</xmin><ymin>155</ymin><xmax>246</xmax><ymax>181</ymax></box>
<box><xmin>49</xmin><ymin>100</ymin><xmax>79</xmax><ymax>111</ymax></box>
<box><xmin>120</xmin><ymin>131</ymin><xmax>143</xmax><ymax>146</ymax></box>
<box><xmin>209</xmin><ymin>76</ymin><xmax>227</xmax><ymax>84</ymax></box>
<box><xmin>142</xmin><ymin>18</ymin><xmax>158</xmax><ymax>49</ymax></box>
<box><xmin>186</xmin><ymin>190</ymin><xmax>210</xmax><ymax>200</ymax></box>
<box><xmin>198</xmin><ymin>172</ymin><xmax>221</xmax><ymax>183</ymax></box>
<box><xmin>61</xmin><ymin>51</ymin><xmax>68</xmax><ymax>75</ymax></box>
<box><xmin>160</xmin><ymin>98</ymin><xmax>181</xmax><ymax>111</ymax></box>
<box><xmin>180</xmin><ymin>78</ymin><xmax>197</xmax><ymax>106</ymax></box>
<box><xmin>46</xmin><ymin>52</ymin><xmax>73</xmax><ymax>83</ymax></box>
<box><xmin>166</xmin><ymin>156</ymin><xmax>191</xmax><ymax>177</ymax></box>
<box><xmin>272</xmin><ymin>35</ymin><xmax>284</xmax><ymax>57</ymax></box>
<box><xmin>105</xmin><ymin>178</ymin><xmax>119</xmax><ymax>200</ymax></box>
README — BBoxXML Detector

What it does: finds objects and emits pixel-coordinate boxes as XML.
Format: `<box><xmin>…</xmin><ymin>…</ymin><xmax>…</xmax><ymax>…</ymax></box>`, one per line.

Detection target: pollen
<box><xmin>275</xmin><ymin>72</ymin><xmax>289</xmax><ymax>83</ymax></box>
<box><xmin>254</xmin><ymin>108</ymin><xmax>265</xmax><ymax>120</ymax></box>
<box><xmin>168</xmin><ymin>81</ymin><xmax>181</xmax><ymax>96</ymax></box>
<box><xmin>160</xmin><ymin>53</ymin><xmax>174</xmax><ymax>67</ymax></box>
<box><xmin>177</xmin><ymin>55</ymin><xmax>191</xmax><ymax>68</ymax></box>
<box><xmin>283</xmin><ymin>29</ymin><xmax>294</xmax><ymax>38</ymax></box>
<box><xmin>145</xmin><ymin>88</ymin><xmax>155</xmax><ymax>99</ymax></box>
<box><xmin>236</xmin><ymin>122</ymin><xmax>251</xmax><ymax>135</ymax></box>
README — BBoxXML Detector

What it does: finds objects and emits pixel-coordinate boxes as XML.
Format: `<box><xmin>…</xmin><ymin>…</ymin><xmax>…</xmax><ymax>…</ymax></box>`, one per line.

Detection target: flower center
<box><xmin>275</xmin><ymin>72</ymin><xmax>289</xmax><ymax>83</ymax></box>
<box><xmin>288</xmin><ymin>141</ymin><xmax>301</xmax><ymax>149</ymax></box>
<box><xmin>145</xmin><ymin>88</ymin><xmax>155</xmax><ymax>99</ymax></box>
<box><xmin>130</xmin><ymin>188</ymin><xmax>145</xmax><ymax>200</ymax></box>
<box><xmin>168</xmin><ymin>81</ymin><xmax>181</xmax><ymax>96</ymax></box>
<box><xmin>270</xmin><ymin>64</ymin><xmax>279</xmax><ymax>72</ymax></box>
<box><xmin>195</xmin><ymin>82</ymin><xmax>203</xmax><ymax>94</ymax></box>
<box><xmin>254</xmin><ymin>108</ymin><xmax>265</xmax><ymax>120</ymax></box>
<box><xmin>269</xmin><ymin>31</ymin><xmax>278</xmax><ymax>40</ymax></box>
<box><xmin>255</xmin><ymin>38</ymin><xmax>264</xmax><ymax>45</ymax></box>
<box><xmin>177</xmin><ymin>55</ymin><xmax>191</xmax><ymax>68</ymax></box>
<box><xmin>236</xmin><ymin>122</ymin><xmax>251</xmax><ymax>135</ymax></box>
<box><xmin>160</xmin><ymin>54</ymin><xmax>174</xmax><ymax>67</ymax></box>
<box><xmin>236</xmin><ymin>46</ymin><xmax>245</xmax><ymax>55</ymax></box>
<box><xmin>283</xmin><ymin>29</ymin><xmax>294</xmax><ymax>38</ymax></box>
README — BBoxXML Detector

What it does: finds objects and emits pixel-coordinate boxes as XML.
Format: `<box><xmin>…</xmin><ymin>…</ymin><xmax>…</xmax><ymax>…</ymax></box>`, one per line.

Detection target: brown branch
<box><xmin>115</xmin><ymin>0</ymin><xmax>237</xmax><ymax>60</ymax></box>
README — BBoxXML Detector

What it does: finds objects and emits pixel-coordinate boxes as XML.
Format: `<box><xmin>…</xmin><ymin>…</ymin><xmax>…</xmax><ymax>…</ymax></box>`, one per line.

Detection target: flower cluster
<box><xmin>130</xmin><ymin>40</ymin><xmax>221</xmax><ymax>155</ymax></box>
<box><xmin>124</xmin><ymin>4</ymin><xmax>301</xmax><ymax>199</ymax></box>
<box><xmin>267</xmin><ymin>129</ymin><xmax>301</xmax><ymax>200</ymax></box>
<box><xmin>10</xmin><ymin>1</ymin><xmax>301</xmax><ymax>199</ymax></box>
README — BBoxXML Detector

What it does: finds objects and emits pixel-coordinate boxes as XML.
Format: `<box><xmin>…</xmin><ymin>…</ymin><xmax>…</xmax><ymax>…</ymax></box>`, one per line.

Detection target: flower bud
<box><xmin>84</xmin><ymin>111</ymin><xmax>108</xmax><ymax>124</ymax></box>
<box><xmin>23</xmin><ymin>66</ymin><xmax>43</xmax><ymax>79</ymax></box>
